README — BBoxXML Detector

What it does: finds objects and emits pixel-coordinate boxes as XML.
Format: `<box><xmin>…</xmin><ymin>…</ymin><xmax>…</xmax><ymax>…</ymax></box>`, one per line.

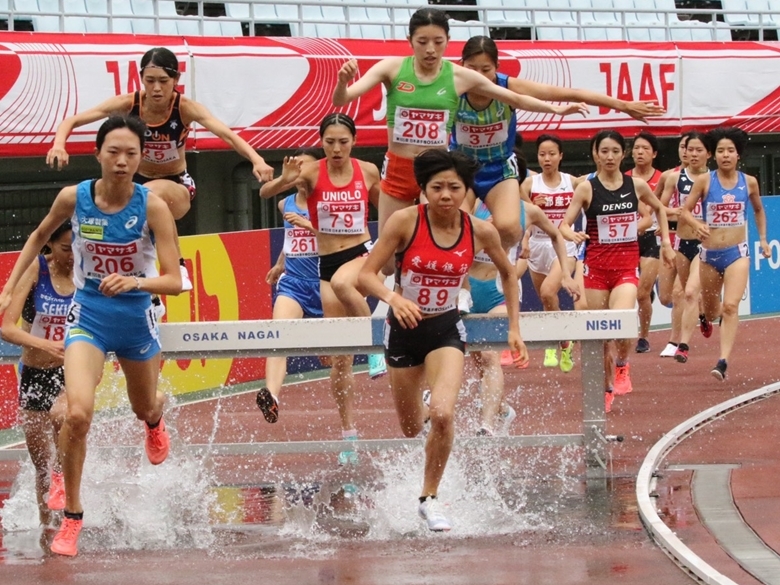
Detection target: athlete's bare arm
<box><xmin>525</xmin><ymin>204</ymin><xmax>581</xmax><ymax>300</ymax></box>
<box><xmin>560</xmin><ymin>181</ymin><xmax>592</xmax><ymax>245</ymax></box>
<box><xmin>519</xmin><ymin>175</ymin><xmax>534</xmax><ymax>204</ymax></box>
<box><xmin>747</xmin><ymin>175</ymin><xmax>771</xmax><ymax>258</ymax></box>
<box><xmin>679</xmin><ymin>172</ymin><xmax>709</xmax><ymax>236</ymax></box>
<box><xmin>635</xmin><ymin>178</ymin><xmax>674</xmax><ymax>267</ymax></box>
<box><xmin>332</xmin><ymin>58</ymin><xmax>401</xmax><ymax>106</ymax></box>
<box><xmin>260</xmin><ymin>156</ymin><xmax>306</xmax><ymax>199</ymax></box>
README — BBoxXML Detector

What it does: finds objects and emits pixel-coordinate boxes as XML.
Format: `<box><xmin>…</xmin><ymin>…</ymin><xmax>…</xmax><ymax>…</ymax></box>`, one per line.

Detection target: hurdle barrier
<box><xmin>0</xmin><ymin>309</ymin><xmax>637</xmax><ymax>479</ymax></box>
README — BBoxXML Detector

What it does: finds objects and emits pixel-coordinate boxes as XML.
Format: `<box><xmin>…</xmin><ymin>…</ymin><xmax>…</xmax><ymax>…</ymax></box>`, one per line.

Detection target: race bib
<box><xmin>706</xmin><ymin>202</ymin><xmax>745</xmax><ymax>228</ymax></box>
<box><xmin>30</xmin><ymin>314</ymin><xmax>67</xmax><ymax>341</ymax></box>
<box><xmin>283</xmin><ymin>227</ymin><xmax>318</xmax><ymax>257</ymax></box>
<box><xmin>316</xmin><ymin>201</ymin><xmax>366</xmax><ymax>235</ymax></box>
<box><xmin>82</xmin><ymin>241</ymin><xmax>140</xmax><ymax>279</ymax></box>
<box><xmin>454</xmin><ymin>120</ymin><xmax>508</xmax><ymax>150</ymax></box>
<box><xmin>401</xmin><ymin>270</ymin><xmax>463</xmax><ymax>314</ymax></box>
<box><xmin>143</xmin><ymin>141</ymin><xmax>180</xmax><ymax>164</ymax></box>
<box><xmin>597</xmin><ymin>212</ymin><xmax>638</xmax><ymax>244</ymax></box>
<box><xmin>393</xmin><ymin>107</ymin><xmax>448</xmax><ymax>147</ymax></box>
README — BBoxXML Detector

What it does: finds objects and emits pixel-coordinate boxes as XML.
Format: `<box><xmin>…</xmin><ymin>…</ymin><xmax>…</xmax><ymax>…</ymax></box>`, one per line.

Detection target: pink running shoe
<box><xmin>48</xmin><ymin>471</ymin><xmax>65</xmax><ymax>511</ymax></box>
<box><xmin>613</xmin><ymin>364</ymin><xmax>633</xmax><ymax>395</ymax></box>
<box><xmin>145</xmin><ymin>417</ymin><xmax>170</xmax><ymax>465</ymax></box>
<box><xmin>51</xmin><ymin>517</ymin><xmax>82</xmax><ymax>556</ymax></box>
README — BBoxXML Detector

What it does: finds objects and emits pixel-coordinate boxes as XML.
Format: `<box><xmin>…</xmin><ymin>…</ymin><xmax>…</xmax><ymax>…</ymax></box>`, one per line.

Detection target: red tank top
<box><xmin>307</xmin><ymin>158</ymin><xmax>369</xmax><ymax>235</ymax></box>
<box><xmin>626</xmin><ymin>167</ymin><xmax>662</xmax><ymax>192</ymax></box>
<box><xmin>395</xmin><ymin>204</ymin><xmax>474</xmax><ymax>314</ymax></box>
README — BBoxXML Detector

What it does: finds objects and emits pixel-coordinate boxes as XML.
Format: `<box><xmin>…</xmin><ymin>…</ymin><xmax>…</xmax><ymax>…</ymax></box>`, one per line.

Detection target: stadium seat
<box><xmin>447</xmin><ymin>19</ymin><xmax>487</xmax><ymax>40</ymax></box>
<box><xmin>475</xmin><ymin>0</ymin><xmax>532</xmax><ymax>28</ymax></box>
<box><xmin>536</xmin><ymin>26</ymin><xmax>580</xmax><ymax>40</ymax></box>
<box><xmin>721</xmin><ymin>0</ymin><xmax>762</xmax><ymax>28</ymax></box>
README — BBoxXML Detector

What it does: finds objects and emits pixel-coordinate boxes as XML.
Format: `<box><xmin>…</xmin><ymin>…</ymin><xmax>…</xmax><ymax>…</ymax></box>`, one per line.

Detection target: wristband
<box><xmin>133</xmin><ymin>276</ymin><xmax>141</xmax><ymax>290</ymax></box>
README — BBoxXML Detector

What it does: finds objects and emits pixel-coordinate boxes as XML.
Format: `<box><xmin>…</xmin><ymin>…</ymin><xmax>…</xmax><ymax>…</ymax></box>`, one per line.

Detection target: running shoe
<box><xmin>559</xmin><ymin>342</ymin><xmax>574</xmax><ymax>373</ymax></box>
<box><xmin>699</xmin><ymin>314</ymin><xmax>713</xmax><ymax>338</ymax></box>
<box><xmin>605</xmin><ymin>390</ymin><xmax>614</xmax><ymax>414</ymax></box>
<box><xmin>256</xmin><ymin>387</ymin><xmax>279</xmax><ymax>423</ymax></box>
<box><xmin>613</xmin><ymin>364</ymin><xmax>633</xmax><ymax>395</ymax></box>
<box><xmin>659</xmin><ymin>343</ymin><xmax>678</xmax><ymax>358</ymax></box>
<box><xmin>674</xmin><ymin>345</ymin><xmax>689</xmax><ymax>363</ymax></box>
<box><xmin>368</xmin><ymin>353</ymin><xmax>387</xmax><ymax>379</ymax></box>
<box><xmin>635</xmin><ymin>338</ymin><xmax>650</xmax><ymax>354</ymax></box>
<box><xmin>337</xmin><ymin>435</ymin><xmax>358</xmax><ymax>466</ymax></box>
<box><xmin>50</xmin><ymin>517</ymin><xmax>83</xmax><ymax>556</ymax></box>
<box><xmin>543</xmin><ymin>348</ymin><xmax>559</xmax><ymax>368</ymax></box>
<box><xmin>48</xmin><ymin>471</ymin><xmax>65</xmax><ymax>511</ymax></box>
<box><xmin>476</xmin><ymin>427</ymin><xmax>493</xmax><ymax>437</ymax></box>
<box><xmin>711</xmin><ymin>359</ymin><xmax>728</xmax><ymax>382</ymax></box>
<box><xmin>418</xmin><ymin>497</ymin><xmax>451</xmax><ymax>531</ymax></box>
<box><xmin>151</xmin><ymin>296</ymin><xmax>166</xmax><ymax>322</ymax></box>
<box><xmin>457</xmin><ymin>288</ymin><xmax>473</xmax><ymax>315</ymax></box>
<box><xmin>500</xmin><ymin>350</ymin><xmax>514</xmax><ymax>367</ymax></box>
<box><xmin>498</xmin><ymin>404</ymin><xmax>517</xmax><ymax>435</ymax></box>
<box><xmin>422</xmin><ymin>389</ymin><xmax>431</xmax><ymax>408</ymax></box>
<box><xmin>179</xmin><ymin>262</ymin><xmax>193</xmax><ymax>292</ymax></box>
<box><xmin>144</xmin><ymin>416</ymin><xmax>170</xmax><ymax>465</ymax></box>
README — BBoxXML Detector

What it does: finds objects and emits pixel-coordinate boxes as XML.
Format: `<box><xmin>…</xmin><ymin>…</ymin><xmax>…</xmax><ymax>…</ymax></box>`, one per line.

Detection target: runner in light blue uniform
<box><xmin>0</xmin><ymin>116</ymin><xmax>182</xmax><ymax>556</ymax></box>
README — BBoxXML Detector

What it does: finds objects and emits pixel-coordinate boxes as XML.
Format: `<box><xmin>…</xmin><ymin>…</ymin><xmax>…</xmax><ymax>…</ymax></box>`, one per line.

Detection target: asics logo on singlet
<box><xmin>436</xmin><ymin>88</ymin><xmax>447</xmax><ymax>96</ymax></box>
<box><xmin>125</xmin><ymin>216</ymin><xmax>138</xmax><ymax>229</ymax></box>
<box><xmin>397</xmin><ymin>81</ymin><xmax>415</xmax><ymax>92</ymax></box>
<box><xmin>603</xmin><ymin>202</ymin><xmax>634</xmax><ymax>211</ymax></box>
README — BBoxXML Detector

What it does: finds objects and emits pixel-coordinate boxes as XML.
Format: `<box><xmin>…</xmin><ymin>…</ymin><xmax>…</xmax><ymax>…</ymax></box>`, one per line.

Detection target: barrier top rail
<box><xmin>1</xmin><ymin>1</ymin><xmax>779</xmax><ymax>41</ymax></box>
<box><xmin>0</xmin><ymin>310</ymin><xmax>638</xmax><ymax>363</ymax></box>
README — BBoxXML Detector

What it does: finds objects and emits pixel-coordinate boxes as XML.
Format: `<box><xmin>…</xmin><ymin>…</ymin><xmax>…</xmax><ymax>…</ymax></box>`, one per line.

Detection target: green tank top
<box><xmin>386</xmin><ymin>57</ymin><xmax>459</xmax><ymax>148</ymax></box>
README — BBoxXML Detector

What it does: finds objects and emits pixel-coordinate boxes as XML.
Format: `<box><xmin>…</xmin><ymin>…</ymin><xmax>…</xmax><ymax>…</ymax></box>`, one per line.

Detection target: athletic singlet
<box><xmin>449</xmin><ymin>72</ymin><xmax>515</xmax><ymax>162</ymax></box>
<box><xmin>395</xmin><ymin>204</ymin><xmax>474</xmax><ymax>314</ymax></box>
<box><xmin>130</xmin><ymin>90</ymin><xmax>190</xmax><ymax>165</ymax></box>
<box><xmin>307</xmin><ymin>158</ymin><xmax>369</xmax><ymax>236</ymax></box>
<box><xmin>386</xmin><ymin>57</ymin><xmax>459</xmax><ymax>148</ymax></box>
<box><xmin>676</xmin><ymin>168</ymin><xmax>702</xmax><ymax>220</ymax></box>
<box><xmin>472</xmin><ymin>200</ymin><xmax>524</xmax><ymax>265</ymax></box>
<box><xmin>21</xmin><ymin>255</ymin><xmax>73</xmax><ymax>343</ymax></box>
<box><xmin>529</xmin><ymin>173</ymin><xmax>575</xmax><ymax>240</ymax></box>
<box><xmin>71</xmin><ymin>180</ymin><xmax>157</xmax><ymax>299</ymax></box>
<box><xmin>702</xmin><ymin>170</ymin><xmax>748</xmax><ymax>229</ymax></box>
<box><xmin>281</xmin><ymin>194</ymin><xmax>319</xmax><ymax>281</ymax></box>
<box><xmin>585</xmin><ymin>174</ymin><xmax>639</xmax><ymax>269</ymax></box>
<box><xmin>627</xmin><ymin>167</ymin><xmax>662</xmax><ymax>230</ymax></box>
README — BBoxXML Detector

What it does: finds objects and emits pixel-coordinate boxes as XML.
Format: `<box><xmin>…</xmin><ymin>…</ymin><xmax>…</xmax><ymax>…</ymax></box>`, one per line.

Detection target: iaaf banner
<box><xmin>0</xmin><ymin>33</ymin><xmax>780</xmax><ymax>157</ymax></box>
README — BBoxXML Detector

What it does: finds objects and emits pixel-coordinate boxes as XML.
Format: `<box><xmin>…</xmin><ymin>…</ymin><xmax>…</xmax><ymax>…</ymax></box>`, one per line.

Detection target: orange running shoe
<box><xmin>145</xmin><ymin>416</ymin><xmax>170</xmax><ymax>465</ymax></box>
<box><xmin>605</xmin><ymin>390</ymin><xmax>614</xmax><ymax>413</ymax></box>
<box><xmin>613</xmin><ymin>363</ymin><xmax>633</xmax><ymax>395</ymax></box>
<box><xmin>48</xmin><ymin>471</ymin><xmax>65</xmax><ymax>511</ymax></box>
<box><xmin>500</xmin><ymin>350</ymin><xmax>513</xmax><ymax>367</ymax></box>
<box><xmin>51</xmin><ymin>516</ymin><xmax>82</xmax><ymax>556</ymax></box>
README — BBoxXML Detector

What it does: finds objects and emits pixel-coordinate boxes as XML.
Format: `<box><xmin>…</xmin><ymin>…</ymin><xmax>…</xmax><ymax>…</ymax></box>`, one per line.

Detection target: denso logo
<box><xmin>603</xmin><ymin>202</ymin><xmax>634</xmax><ymax>212</ymax></box>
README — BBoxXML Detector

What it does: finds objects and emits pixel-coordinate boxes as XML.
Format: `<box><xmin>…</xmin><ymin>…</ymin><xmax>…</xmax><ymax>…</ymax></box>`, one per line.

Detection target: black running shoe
<box><xmin>256</xmin><ymin>388</ymin><xmax>279</xmax><ymax>423</ymax></box>
<box><xmin>711</xmin><ymin>359</ymin><xmax>727</xmax><ymax>382</ymax></box>
<box><xmin>635</xmin><ymin>338</ymin><xmax>650</xmax><ymax>353</ymax></box>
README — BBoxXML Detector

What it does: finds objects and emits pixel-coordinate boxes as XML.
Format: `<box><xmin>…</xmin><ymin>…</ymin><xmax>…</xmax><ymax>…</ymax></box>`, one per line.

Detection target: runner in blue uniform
<box><xmin>1</xmin><ymin>222</ymin><xmax>73</xmax><ymax>526</ymax></box>
<box><xmin>681</xmin><ymin>127</ymin><xmax>770</xmax><ymax>381</ymax></box>
<box><xmin>0</xmin><ymin>116</ymin><xmax>182</xmax><ymax>557</ymax></box>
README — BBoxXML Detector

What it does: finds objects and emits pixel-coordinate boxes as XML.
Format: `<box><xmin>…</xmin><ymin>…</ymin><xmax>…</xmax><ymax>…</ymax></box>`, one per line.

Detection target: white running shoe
<box><xmin>498</xmin><ymin>403</ymin><xmax>517</xmax><ymax>435</ymax></box>
<box><xmin>180</xmin><ymin>263</ymin><xmax>193</xmax><ymax>292</ymax></box>
<box><xmin>659</xmin><ymin>343</ymin><xmax>678</xmax><ymax>358</ymax></box>
<box><xmin>152</xmin><ymin>297</ymin><xmax>166</xmax><ymax>322</ymax></box>
<box><xmin>457</xmin><ymin>288</ymin><xmax>473</xmax><ymax>314</ymax></box>
<box><xmin>422</xmin><ymin>389</ymin><xmax>431</xmax><ymax>407</ymax></box>
<box><xmin>418</xmin><ymin>498</ymin><xmax>451</xmax><ymax>531</ymax></box>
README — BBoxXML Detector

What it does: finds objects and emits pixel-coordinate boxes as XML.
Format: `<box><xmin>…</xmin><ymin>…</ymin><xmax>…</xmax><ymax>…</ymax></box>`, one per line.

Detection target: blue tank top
<box><xmin>450</xmin><ymin>73</ymin><xmax>516</xmax><ymax>163</ymax></box>
<box><xmin>71</xmin><ymin>180</ymin><xmax>157</xmax><ymax>300</ymax></box>
<box><xmin>281</xmin><ymin>194</ymin><xmax>319</xmax><ymax>281</ymax></box>
<box><xmin>702</xmin><ymin>170</ymin><xmax>748</xmax><ymax>229</ymax></box>
<box><xmin>22</xmin><ymin>255</ymin><xmax>73</xmax><ymax>341</ymax></box>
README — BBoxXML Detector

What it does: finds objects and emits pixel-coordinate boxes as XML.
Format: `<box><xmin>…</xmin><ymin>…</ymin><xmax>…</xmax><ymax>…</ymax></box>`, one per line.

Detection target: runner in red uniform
<box><xmin>264</xmin><ymin>113</ymin><xmax>381</xmax><ymax>465</ymax></box>
<box><xmin>560</xmin><ymin>130</ymin><xmax>674</xmax><ymax>413</ymax></box>
<box><xmin>359</xmin><ymin>149</ymin><xmax>526</xmax><ymax>532</ymax></box>
<box><xmin>627</xmin><ymin>131</ymin><xmax>663</xmax><ymax>353</ymax></box>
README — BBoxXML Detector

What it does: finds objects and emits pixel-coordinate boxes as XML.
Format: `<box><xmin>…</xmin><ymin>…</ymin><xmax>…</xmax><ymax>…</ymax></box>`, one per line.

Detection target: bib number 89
<box><xmin>417</xmin><ymin>288</ymin><xmax>448</xmax><ymax>307</ymax></box>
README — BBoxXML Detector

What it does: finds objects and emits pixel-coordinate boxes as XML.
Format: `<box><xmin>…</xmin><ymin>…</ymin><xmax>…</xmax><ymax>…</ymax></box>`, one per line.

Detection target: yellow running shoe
<box><xmin>543</xmin><ymin>348</ymin><xmax>558</xmax><ymax>368</ymax></box>
<box><xmin>559</xmin><ymin>342</ymin><xmax>574</xmax><ymax>373</ymax></box>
